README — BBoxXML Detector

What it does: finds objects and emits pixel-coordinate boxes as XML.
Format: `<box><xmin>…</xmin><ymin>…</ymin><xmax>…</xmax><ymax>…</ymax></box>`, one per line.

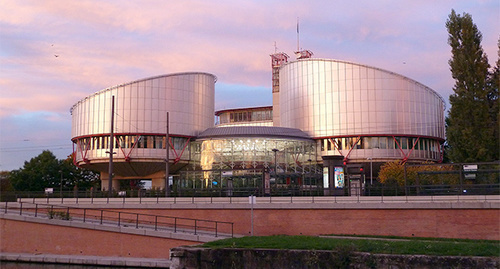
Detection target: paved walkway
<box><xmin>0</xmin><ymin>252</ymin><xmax>171</xmax><ymax>268</ymax></box>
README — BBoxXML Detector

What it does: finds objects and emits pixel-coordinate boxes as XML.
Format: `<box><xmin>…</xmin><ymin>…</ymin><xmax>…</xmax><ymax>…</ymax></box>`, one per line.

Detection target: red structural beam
<box><xmin>169</xmin><ymin>137</ymin><xmax>191</xmax><ymax>164</ymax></box>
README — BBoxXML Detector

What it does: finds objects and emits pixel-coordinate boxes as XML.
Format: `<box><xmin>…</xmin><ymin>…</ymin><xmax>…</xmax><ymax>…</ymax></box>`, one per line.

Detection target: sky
<box><xmin>0</xmin><ymin>0</ymin><xmax>498</xmax><ymax>171</ymax></box>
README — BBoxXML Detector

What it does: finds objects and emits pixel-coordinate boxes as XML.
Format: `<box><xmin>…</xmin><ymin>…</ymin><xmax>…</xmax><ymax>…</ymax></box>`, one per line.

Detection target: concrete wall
<box><xmin>0</xmin><ymin>218</ymin><xmax>196</xmax><ymax>259</ymax></box>
<box><xmin>2</xmin><ymin>198</ymin><xmax>498</xmax><ymax>261</ymax></box>
<box><xmin>170</xmin><ymin>247</ymin><xmax>500</xmax><ymax>269</ymax></box>
<box><xmin>104</xmin><ymin>207</ymin><xmax>499</xmax><ymax>240</ymax></box>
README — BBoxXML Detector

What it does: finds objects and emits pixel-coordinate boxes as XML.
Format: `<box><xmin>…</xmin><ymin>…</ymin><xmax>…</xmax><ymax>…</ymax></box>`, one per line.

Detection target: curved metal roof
<box><xmin>197</xmin><ymin>126</ymin><xmax>312</xmax><ymax>140</ymax></box>
<box><xmin>70</xmin><ymin>72</ymin><xmax>217</xmax><ymax>114</ymax></box>
<box><xmin>284</xmin><ymin>58</ymin><xmax>445</xmax><ymax>109</ymax></box>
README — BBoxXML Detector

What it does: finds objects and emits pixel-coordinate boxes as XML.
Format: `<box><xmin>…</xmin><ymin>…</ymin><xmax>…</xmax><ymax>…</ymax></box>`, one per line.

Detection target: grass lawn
<box><xmin>202</xmin><ymin>235</ymin><xmax>500</xmax><ymax>257</ymax></box>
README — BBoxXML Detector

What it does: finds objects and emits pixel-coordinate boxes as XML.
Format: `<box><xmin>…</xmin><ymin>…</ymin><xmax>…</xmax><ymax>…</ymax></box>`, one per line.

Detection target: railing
<box><xmin>13</xmin><ymin>194</ymin><xmax>500</xmax><ymax>206</ymax></box>
<box><xmin>0</xmin><ymin>202</ymin><xmax>234</xmax><ymax>238</ymax></box>
<box><xmin>4</xmin><ymin>183</ymin><xmax>499</xmax><ymax>203</ymax></box>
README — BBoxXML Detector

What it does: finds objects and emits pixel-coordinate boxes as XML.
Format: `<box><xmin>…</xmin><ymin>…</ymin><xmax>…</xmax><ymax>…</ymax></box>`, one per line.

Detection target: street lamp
<box><xmin>307</xmin><ymin>159</ymin><xmax>312</xmax><ymax>192</ymax></box>
<box><xmin>108</xmin><ymin>95</ymin><xmax>115</xmax><ymax>197</ymax></box>
<box><xmin>272</xmin><ymin>148</ymin><xmax>279</xmax><ymax>184</ymax></box>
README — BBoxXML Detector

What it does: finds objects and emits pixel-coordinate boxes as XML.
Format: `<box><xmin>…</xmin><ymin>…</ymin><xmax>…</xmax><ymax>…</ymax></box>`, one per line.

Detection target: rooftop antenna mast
<box><xmin>296</xmin><ymin>17</ymin><xmax>300</xmax><ymax>51</ymax></box>
<box><xmin>294</xmin><ymin>17</ymin><xmax>313</xmax><ymax>60</ymax></box>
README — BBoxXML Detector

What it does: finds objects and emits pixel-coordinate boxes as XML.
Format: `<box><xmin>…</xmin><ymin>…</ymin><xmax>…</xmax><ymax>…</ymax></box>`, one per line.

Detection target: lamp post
<box><xmin>307</xmin><ymin>159</ymin><xmax>312</xmax><ymax>193</ymax></box>
<box><xmin>108</xmin><ymin>95</ymin><xmax>115</xmax><ymax>197</ymax></box>
<box><xmin>272</xmin><ymin>148</ymin><xmax>278</xmax><ymax>186</ymax></box>
<box><xmin>165</xmin><ymin>112</ymin><xmax>170</xmax><ymax>197</ymax></box>
<box><xmin>367</xmin><ymin>157</ymin><xmax>373</xmax><ymax>185</ymax></box>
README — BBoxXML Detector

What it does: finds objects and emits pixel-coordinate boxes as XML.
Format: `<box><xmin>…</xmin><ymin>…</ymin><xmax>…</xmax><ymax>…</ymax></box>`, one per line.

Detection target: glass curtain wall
<box><xmin>177</xmin><ymin>137</ymin><xmax>317</xmax><ymax>192</ymax></box>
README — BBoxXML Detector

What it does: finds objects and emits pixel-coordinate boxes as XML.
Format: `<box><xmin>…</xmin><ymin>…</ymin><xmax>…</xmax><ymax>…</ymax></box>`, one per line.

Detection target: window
<box><xmin>401</xmin><ymin>138</ymin><xmax>408</xmax><ymax>150</ymax></box>
<box><xmin>102</xmin><ymin>137</ymin><xmax>108</xmax><ymax>149</ymax></box>
<box><xmin>343</xmin><ymin>138</ymin><xmax>350</xmax><ymax>150</ymax></box>
<box><xmin>118</xmin><ymin>136</ymin><xmax>125</xmax><ymax>148</ymax></box>
<box><xmin>379</xmin><ymin>137</ymin><xmax>387</xmax><ymax>149</ymax></box>
<box><xmin>155</xmin><ymin>136</ymin><xmax>163</xmax><ymax>149</ymax></box>
<box><xmin>394</xmin><ymin>137</ymin><xmax>400</xmax><ymax>149</ymax></box>
<box><xmin>356</xmin><ymin>138</ymin><xmax>363</xmax><ymax>149</ymax></box>
<box><xmin>94</xmin><ymin>137</ymin><xmax>100</xmax><ymax>149</ymax></box>
<box><xmin>363</xmin><ymin>137</ymin><xmax>370</xmax><ymax>149</ymax></box>
<box><xmin>172</xmin><ymin>137</ymin><xmax>188</xmax><ymax>150</ymax></box>
<box><xmin>387</xmin><ymin>137</ymin><xmax>394</xmax><ymax>149</ymax></box>
<box><xmin>335</xmin><ymin>138</ymin><xmax>342</xmax><ymax>150</ymax></box>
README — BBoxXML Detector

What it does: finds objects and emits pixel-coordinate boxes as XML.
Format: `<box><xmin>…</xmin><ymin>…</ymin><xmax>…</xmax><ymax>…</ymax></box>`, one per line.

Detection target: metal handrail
<box><xmin>8</xmin><ymin>184</ymin><xmax>499</xmax><ymax>205</ymax></box>
<box><xmin>13</xmin><ymin>194</ymin><xmax>500</xmax><ymax>207</ymax></box>
<box><xmin>0</xmin><ymin>201</ymin><xmax>234</xmax><ymax>238</ymax></box>
<box><xmin>5</xmin><ymin>182</ymin><xmax>500</xmax><ymax>201</ymax></box>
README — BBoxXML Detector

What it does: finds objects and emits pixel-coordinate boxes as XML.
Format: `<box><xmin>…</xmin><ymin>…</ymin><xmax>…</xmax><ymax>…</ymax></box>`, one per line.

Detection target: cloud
<box><xmin>0</xmin><ymin>0</ymin><xmax>498</xmax><ymax>170</ymax></box>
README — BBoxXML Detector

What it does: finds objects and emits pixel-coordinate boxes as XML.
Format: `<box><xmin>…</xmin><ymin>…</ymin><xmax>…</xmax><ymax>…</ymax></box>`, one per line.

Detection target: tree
<box><xmin>486</xmin><ymin>38</ymin><xmax>500</xmax><ymax>159</ymax></box>
<box><xmin>445</xmin><ymin>10</ymin><xmax>498</xmax><ymax>162</ymax></box>
<box><xmin>9</xmin><ymin>150</ymin><xmax>100</xmax><ymax>192</ymax></box>
<box><xmin>10</xmin><ymin>150</ymin><xmax>61</xmax><ymax>191</ymax></box>
<box><xmin>61</xmin><ymin>155</ymin><xmax>101</xmax><ymax>191</ymax></box>
<box><xmin>378</xmin><ymin>161</ymin><xmax>458</xmax><ymax>187</ymax></box>
<box><xmin>0</xmin><ymin>171</ymin><xmax>12</xmax><ymax>192</ymax></box>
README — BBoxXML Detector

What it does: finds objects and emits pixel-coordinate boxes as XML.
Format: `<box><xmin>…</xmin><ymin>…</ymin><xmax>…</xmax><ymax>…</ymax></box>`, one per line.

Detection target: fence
<box><xmin>3</xmin><ymin>182</ymin><xmax>499</xmax><ymax>203</ymax></box>
<box><xmin>0</xmin><ymin>201</ymin><xmax>233</xmax><ymax>238</ymax></box>
<box><xmin>2</xmin><ymin>162</ymin><xmax>498</xmax><ymax>202</ymax></box>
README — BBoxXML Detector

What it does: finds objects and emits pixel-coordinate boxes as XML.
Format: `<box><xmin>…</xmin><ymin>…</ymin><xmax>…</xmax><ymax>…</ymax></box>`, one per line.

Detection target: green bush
<box><xmin>47</xmin><ymin>210</ymin><xmax>71</xmax><ymax>220</ymax></box>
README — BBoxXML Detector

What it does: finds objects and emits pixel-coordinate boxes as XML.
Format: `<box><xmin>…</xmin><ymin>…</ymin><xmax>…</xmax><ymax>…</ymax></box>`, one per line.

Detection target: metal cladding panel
<box><xmin>279</xmin><ymin>59</ymin><xmax>445</xmax><ymax>140</ymax></box>
<box><xmin>71</xmin><ymin>73</ymin><xmax>216</xmax><ymax>139</ymax></box>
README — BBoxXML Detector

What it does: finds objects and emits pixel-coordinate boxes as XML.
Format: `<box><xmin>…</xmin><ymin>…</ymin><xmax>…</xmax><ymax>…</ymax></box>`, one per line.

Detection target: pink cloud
<box><xmin>0</xmin><ymin>0</ymin><xmax>498</xmax><ymax>121</ymax></box>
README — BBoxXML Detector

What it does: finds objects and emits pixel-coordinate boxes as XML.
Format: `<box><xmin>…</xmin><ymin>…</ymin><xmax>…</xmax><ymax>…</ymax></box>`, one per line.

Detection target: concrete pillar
<box><xmin>151</xmin><ymin>171</ymin><xmax>166</xmax><ymax>190</ymax></box>
<box><xmin>152</xmin><ymin>177</ymin><xmax>166</xmax><ymax>190</ymax></box>
<box><xmin>100</xmin><ymin>172</ymin><xmax>120</xmax><ymax>191</ymax></box>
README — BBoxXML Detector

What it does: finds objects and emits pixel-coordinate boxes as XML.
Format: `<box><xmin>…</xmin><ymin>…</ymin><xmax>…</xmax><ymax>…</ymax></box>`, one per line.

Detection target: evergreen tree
<box><xmin>445</xmin><ymin>10</ymin><xmax>498</xmax><ymax>162</ymax></box>
<box><xmin>486</xmin><ymin>39</ymin><xmax>499</xmax><ymax>160</ymax></box>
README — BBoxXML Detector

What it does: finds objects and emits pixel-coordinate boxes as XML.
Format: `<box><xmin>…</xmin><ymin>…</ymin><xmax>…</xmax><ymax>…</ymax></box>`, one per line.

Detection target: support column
<box><xmin>100</xmin><ymin>172</ymin><xmax>120</xmax><ymax>191</ymax></box>
<box><xmin>152</xmin><ymin>171</ymin><xmax>167</xmax><ymax>190</ymax></box>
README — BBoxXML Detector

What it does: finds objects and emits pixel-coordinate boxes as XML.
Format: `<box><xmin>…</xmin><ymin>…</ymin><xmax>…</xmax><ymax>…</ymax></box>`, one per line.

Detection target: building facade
<box><xmin>71</xmin><ymin>52</ymin><xmax>445</xmax><ymax>193</ymax></box>
<box><xmin>277</xmin><ymin>58</ymin><xmax>445</xmax><ymax>164</ymax></box>
<box><xmin>71</xmin><ymin>72</ymin><xmax>216</xmax><ymax>190</ymax></box>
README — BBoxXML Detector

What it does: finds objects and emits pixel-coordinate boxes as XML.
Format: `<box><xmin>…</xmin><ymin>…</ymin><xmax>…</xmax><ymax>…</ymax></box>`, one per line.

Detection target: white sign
<box><xmin>463</xmin><ymin>164</ymin><xmax>478</xmax><ymax>179</ymax></box>
<box><xmin>45</xmin><ymin>188</ymin><xmax>53</xmax><ymax>194</ymax></box>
